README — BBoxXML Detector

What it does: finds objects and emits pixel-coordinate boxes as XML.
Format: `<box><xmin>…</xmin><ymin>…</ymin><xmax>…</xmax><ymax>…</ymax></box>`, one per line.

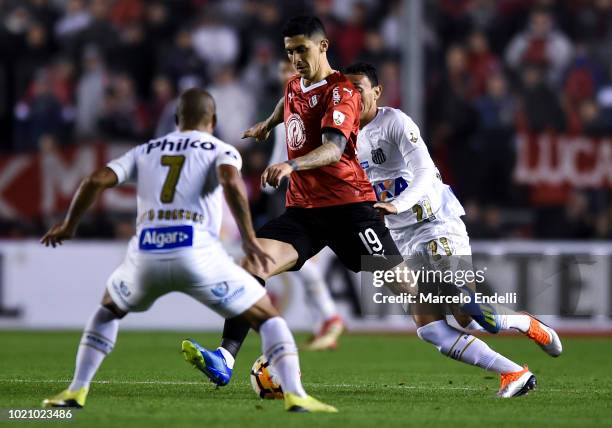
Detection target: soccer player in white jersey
<box><xmin>264</xmin><ymin>58</ymin><xmax>345</xmax><ymax>350</ymax></box>
<box><xmin>39</xmin><ymin>88</ymin><xmax>336</xmax><ymax>413</ymax></box>
<box><xmin>345</xmin><ymin>63</ymin><xmax>562</xmax><ymax>398</ymax></box>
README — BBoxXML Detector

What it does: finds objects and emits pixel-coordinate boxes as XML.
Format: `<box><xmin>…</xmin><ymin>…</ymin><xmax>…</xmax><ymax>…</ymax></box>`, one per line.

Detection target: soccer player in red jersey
<box><xmin>247</xmin><ymin>16</ymin><xmax>402</xmax><ymax>277</ymax></box>
<box><xmin>190</xmin><ymin>16</ymin><xmax>405</xmax><ymax>385</ymax></box>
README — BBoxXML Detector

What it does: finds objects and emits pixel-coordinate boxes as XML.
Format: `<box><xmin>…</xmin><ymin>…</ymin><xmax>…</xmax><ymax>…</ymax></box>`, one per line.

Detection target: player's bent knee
<box><xmin>101</xmin><ymin>291</ymin><xmax>128</xmax><ymax>319</ymax></box>
<box><xmin>416</xmin><ymin>320</ymin><xmax>456</xmax><ymax>353</ymax></box>
<box><xmin>413</xmin><ymin>314</ymin><xmax>444</xmax><ymax>328</ymax></box>
<box><xmin>102</xmin><ymin>301</ymin><xmax>127</xmax><ymax>319</ymax></box>
<box><xmin>240</xmin><ymin>295</ymin><xmax>280</xmax><ymax>331</ymax></box>
<box><xmin>241</xmin><ymin>239</ymin><xmax>299</xmax><ymax>279</ymax></box>
<box><xmin>240</xmin><ymin>312</ymin><xmax>268</xmax><ymax>332</ymax></box>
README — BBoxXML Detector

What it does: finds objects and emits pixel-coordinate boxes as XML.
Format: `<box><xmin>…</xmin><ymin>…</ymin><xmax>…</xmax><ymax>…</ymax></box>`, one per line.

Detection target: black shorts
<box><xmin>257</xmin><ymin>202</ymin><xmax>402</xmax><ymax>272</ymax></box>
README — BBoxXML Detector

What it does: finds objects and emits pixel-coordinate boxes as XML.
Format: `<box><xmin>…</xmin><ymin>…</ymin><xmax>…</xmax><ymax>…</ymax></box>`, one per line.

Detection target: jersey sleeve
<box><xmin>387</xmin><ymin>110</ymin><xmax>437</xmax><ymax>214</ymax></box>
<box><xmin>320</xmin><ymin>82</ymin><xmax>360</xmax><ymax>140</ymax></box>
<box><xmin>216</xmin><ymin>144</ymin><xmax>243</xmax><ymax>171</ymax></box>
<box><xmin>106</xmin><ymin>146</ymin><xmax>139</xmax><ymax>184</ymax></box>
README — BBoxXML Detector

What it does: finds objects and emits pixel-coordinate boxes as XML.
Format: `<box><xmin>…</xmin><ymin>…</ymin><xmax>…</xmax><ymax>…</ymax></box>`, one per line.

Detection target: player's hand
<box><xmin>243</xmin><ymin>238</ymin><xmax>276</xmax><ymax>274</ymax></box>
<box><xmin>374</xmin><ymin>202</ymin><xmax>398</xmax><ymax>215</ymax></box>
<box><xmin>242</xmin><ymin>120</ymin><xmax>271</xmax><ymax>142</ymax></box>
<box><xmin>40</xmin><ymin>222</ymin><xmax>76</xmax><ymax>248</ymax></box>
<box><xmin>261</xmin><ymin>162</ymin><xmax>293</xmax><ymax>189</ymax></box>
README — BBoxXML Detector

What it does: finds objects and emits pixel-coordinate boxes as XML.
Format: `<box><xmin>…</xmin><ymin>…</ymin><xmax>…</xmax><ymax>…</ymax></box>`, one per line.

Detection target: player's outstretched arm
<box><xmin>242</xmin><ymin>97</ymin><xmax>284</xmax><ymax>142</ymax></box>
<box><xmin>40</xmin><ymin>167</ymin><xmax>118</xmax><ymax>247</ymax></box>
<box><xmin>217</xmin><ymin>164</ymin><xmax>275</xmax><ymax>272</ymax></box>
<box><xmin>261</xmin><ymin>129</ymin><xmax>346</xmax><ymax>188</ymax></box>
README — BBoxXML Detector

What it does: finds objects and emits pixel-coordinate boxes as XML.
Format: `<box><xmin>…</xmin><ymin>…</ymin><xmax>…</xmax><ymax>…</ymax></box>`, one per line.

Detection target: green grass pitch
<box><xmin>1</xmin><ymin>331</ymin><xmax>610</xmax><ymax>427</ymax></box>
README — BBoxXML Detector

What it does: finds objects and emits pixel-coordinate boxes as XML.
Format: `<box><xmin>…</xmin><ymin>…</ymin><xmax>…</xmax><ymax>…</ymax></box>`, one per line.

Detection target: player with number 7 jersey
<box><xmin>39</xmin><ymin>88</ymin><xmax>337</xmax><ymax>413</ymax></box>
<box><xmin>108</xmin><ymin>127</ymin><xmax>239</xmax><ymax>254</ymax></box>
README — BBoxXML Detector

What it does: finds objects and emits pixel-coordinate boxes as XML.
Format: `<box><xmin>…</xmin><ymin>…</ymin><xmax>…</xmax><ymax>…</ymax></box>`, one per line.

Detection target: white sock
<box><xmin>217</xmin><ymin>347</ymin><xmax>235</xmax><ymax>369</ymax></box>
<box><xmin>497</xmin><ymin>312</ymin><xmax>531</xmax><ymax>333</ymax></box>
<box><xmin>68</xmin><ymin>306</ymin><xmax>119</xmax><ymax>391</ymax></box>
<box><xmin>300</xmin><ymin>262</ymin><xmax>337</xmax><ymax>331</ymax></box>
<box><xmin>259</xmin><ymin>317</ymin><xmax>307</xmax><ymax>397</ymax></box>
<box><xmin>417</xmin><ymin>320</ymin><xmax>523</xmax><ymax>374</ymax></box>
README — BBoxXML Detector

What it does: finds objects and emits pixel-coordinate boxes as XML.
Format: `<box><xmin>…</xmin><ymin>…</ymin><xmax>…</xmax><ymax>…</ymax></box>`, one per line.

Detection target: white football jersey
<box><xmin>356</xmin><ymin>107</ymin><xmax>465</xmax><ymax>230</ymax></box>
<box><xmin>107</xmin><ymin>130</ymin><xmax>242</xmax><ymax>252</ymax></box>
<box><xmin>268</xmin><ymin>124</ymin><xmax>288</xmax><ymax>166</ymax></box>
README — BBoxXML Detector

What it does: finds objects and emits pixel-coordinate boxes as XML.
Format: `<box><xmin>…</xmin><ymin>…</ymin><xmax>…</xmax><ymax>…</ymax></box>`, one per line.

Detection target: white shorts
<box><xmin>391</xmin><ymin>217</ymin><xmax>475</xmax><ymax>314</ymax></box>
<box><xmin>106</xmin><ymin>241</ymin><xmax>266</xmax><ymax>318</ymax></box>
<box><xmin>390</xmin><ymin>216</ymin><xmax>473</xmax><ymax>273</ymax></box>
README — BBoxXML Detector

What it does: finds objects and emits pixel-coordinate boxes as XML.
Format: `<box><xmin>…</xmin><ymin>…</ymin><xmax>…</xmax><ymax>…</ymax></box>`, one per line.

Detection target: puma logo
<box><xmin>343</xmin><ymin>88</ymin><xmax>354</xmax><ymax>96</ymax></box>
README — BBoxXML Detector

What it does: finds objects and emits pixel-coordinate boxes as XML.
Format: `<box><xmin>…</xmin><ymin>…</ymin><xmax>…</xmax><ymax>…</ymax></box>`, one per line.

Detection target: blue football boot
<box><xmin>181</xmin><ymin>339</ymin><xmax>233</xmax><ymax>386</ymax></box>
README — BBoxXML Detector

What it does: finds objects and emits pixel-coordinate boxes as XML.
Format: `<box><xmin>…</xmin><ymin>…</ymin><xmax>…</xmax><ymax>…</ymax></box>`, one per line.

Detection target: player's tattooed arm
<box><xmin>218</xmin><ymin>164</ymin><xmax>275</xmax><ymax>272</ymax></box>
<box><xmin>261</xmin><ymin>129</ymin><xmax>346</xmax><ymax>188</ymax></box>
<box><xmin>242</xmin><ymin>97</ymin><xmax>284</xmax><ymax>142</ymax></box>
<box><xmin>41</xmin><ymin>167</ymin><xmax>118</xmax><ymax>247</ymax></box>
<box><xmin>291</xmin><ymin>129</ymin><xmax>347</xmax><ymax>171</ymax></box>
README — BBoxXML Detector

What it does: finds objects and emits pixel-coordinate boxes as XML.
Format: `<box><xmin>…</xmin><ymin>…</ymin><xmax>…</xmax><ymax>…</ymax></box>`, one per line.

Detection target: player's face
<box><xmin>347</xmin><ymin>74</ymin><xmax>381</xmax><ymax>119</ymax></box>
<box><xmin>284</xmin><ymin>34</ymin><xmax>328</xmax><ymax>81</ymax></box>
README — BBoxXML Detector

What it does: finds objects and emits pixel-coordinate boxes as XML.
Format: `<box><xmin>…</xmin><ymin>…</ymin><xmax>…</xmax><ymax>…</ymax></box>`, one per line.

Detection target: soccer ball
<box><xmin>250</xmin><ymin>355</ymin><xmax>283</xmax><ymax>399</ymax></box>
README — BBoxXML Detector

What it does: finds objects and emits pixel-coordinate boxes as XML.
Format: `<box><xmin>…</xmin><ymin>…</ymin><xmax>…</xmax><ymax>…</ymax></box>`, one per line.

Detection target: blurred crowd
<box><xmin>0</xmin><ymin>0</ymin><xmax>611</xmax><ymax>240</ymax></box>
<box><xmin>425</xmin><ymin>0</ymin><xmax>612</xmax><ymax>240</ymax></box>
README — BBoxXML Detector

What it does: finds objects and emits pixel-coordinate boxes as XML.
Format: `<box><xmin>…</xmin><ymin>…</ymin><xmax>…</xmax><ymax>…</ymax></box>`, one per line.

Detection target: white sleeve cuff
<box><xmin>106</xmin><ymin>161</ymin><xmax>129</xmax><ymax>184</ymax></box>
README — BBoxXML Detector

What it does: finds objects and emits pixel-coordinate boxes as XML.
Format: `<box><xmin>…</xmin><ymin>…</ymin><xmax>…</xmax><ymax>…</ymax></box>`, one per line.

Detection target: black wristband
<box><xmin>287</xmin><ymin>159</ymin><xmax>298</xmax><ymax>171</ymax></box>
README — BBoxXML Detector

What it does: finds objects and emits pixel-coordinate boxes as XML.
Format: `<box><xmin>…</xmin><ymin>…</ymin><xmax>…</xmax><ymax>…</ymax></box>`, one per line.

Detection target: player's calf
<box><xmin>416</xmin><ymin>319</ymin><xmax>535</xmax><ymax>396</ymax></box>
<box><xmin>245</xmin><ymin>297</ymin><xmax>337</xmax><ymax>412</ymax></box>
<box><xmin>416</xmin><ymin>319</ymin><xmax>522</xmax><ymax>373</ymax></box>
<box><xmin>42</xmin><ymin>303</ymin><xmax>121</xmax><ymax>408</ymax></box>
<box><xmin>257</xmin><ymin>315</ymin><xmax>337</xmax><ymax>413</ymax></box>
<box><xmin>241</xmin><ymin>295</ymin><xmax>307</xmax><ymax>397</ymax></box>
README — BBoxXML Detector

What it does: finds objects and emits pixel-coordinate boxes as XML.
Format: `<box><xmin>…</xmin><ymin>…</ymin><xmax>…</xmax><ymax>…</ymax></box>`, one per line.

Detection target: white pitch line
<box><xmin>0</xmin><ymin>379</ymin><xmax>608</xmax><ymax>394</ymax></box>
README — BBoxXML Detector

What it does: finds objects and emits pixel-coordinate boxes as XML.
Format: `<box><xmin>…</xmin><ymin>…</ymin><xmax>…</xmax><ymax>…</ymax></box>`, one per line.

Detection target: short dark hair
<box><xmin>282</xmin><ymin>16</ymin><xmax>327</xmax><ymax>39</ymax></box>
<box><xmin>344</xmin><ymin>62</ymin><xmax>379</xmax><ymax>86</ymax></box>
<box><xmin>177</xmin><ymin>88</ymin><xmax>216</xmax><ymax>128</ymax></box>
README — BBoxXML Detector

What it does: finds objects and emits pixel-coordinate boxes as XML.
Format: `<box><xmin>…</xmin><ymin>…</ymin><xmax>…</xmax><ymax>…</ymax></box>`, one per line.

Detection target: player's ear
<box><xmin>319</xmin><ymin>38</ymin><xmax>329</xmax><ymax>53</ymax></box>
<box><xmin>373</xmin><ymin>84</ymin><xmax>383</xmax><ymax>101</ymax></box>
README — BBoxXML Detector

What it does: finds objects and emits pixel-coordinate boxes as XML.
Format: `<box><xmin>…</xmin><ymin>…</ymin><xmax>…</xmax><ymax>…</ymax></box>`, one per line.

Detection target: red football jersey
<box><xmin>283</xmin><ymin>71</ymin><xmax>376</xmax><ymax>208</ymax></box>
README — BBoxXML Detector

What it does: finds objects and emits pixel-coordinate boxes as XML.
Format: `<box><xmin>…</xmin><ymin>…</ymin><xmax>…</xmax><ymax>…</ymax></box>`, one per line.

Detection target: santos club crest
<box><xmin>286</xmin><ymin>113</ymin><xmax>306</xmax><ymax>150</ymax></box>
<box><xmin>371</xmin><ymin>147</ymin><xmax>386</xmax><ymax>164</ymax></box>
